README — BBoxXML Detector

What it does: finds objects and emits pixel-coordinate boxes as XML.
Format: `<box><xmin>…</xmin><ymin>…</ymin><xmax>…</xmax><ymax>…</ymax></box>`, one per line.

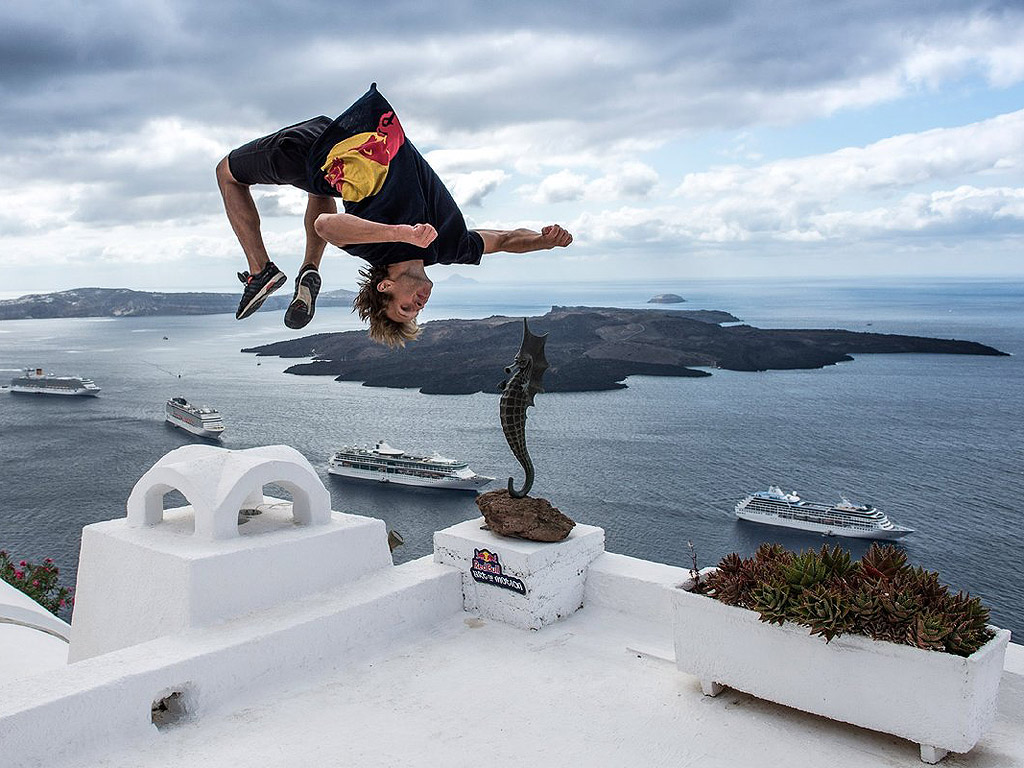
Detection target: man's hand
<box><xmin>540</xmin><ymin>225</ymin><xmax>573</xmax><ymax>248</ymax></box>
<box><xmin>401</xmin><ymin>223</ymin><xmax>438</xmax><ymax>248</ymax></box>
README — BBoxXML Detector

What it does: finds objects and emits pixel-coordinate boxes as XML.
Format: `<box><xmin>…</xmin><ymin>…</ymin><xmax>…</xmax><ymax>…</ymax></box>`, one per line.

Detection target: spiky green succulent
<box><xmin>783</xmin><ymin>550</ymin><xmax>830</xmax><ymax>593</ymax></box>
<box><xmin>700</xmin><ymin>542</ymin><xmax>995</xmax><ymax>656</ymax></box>
<box><xmin>907</xmin><ymin>611</ymin><xmax>951</xmax><ymax>651</ymax></box>
<box><xmin>750</xmin><ymin>584</ymin><xmax>791</xmax><ymax>625</ymax></box>
<box><xmin>792</xmin><ymin>584</ymin><xmax>851</xmax><ymax>642</ymax></box>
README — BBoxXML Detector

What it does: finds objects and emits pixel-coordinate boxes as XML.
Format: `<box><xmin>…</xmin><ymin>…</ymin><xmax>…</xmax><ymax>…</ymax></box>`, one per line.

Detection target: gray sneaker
<box><xmin>284</xmin><ymin>265</ymin><xmax>321</xmax><ymax>329</ymax></box>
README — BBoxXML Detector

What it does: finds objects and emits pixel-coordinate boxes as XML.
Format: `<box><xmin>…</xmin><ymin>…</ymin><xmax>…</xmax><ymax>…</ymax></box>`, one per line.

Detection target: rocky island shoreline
<box><xmin>242</xmin><ymin>306</ymin><xmax>1008</xmax><ymax>395</ymax></box>
<box><xmin>0</xmin><ymin>286</ymin><xmax>356</xmax><ymax>320</ymax></box>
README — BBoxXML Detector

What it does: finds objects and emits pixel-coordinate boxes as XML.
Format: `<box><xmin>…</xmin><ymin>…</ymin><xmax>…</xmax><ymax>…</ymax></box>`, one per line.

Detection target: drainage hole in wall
<box><xmin>152</xmin><ymin>690</ymin><xmax>190</xmax><ymax>729</ymax></box>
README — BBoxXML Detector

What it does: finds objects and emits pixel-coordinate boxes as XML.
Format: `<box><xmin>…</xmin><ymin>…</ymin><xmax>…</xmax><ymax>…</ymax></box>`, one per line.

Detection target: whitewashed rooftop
<box><xmin>1</xmin><ymin>445</ymin><xmax>1020</xmax><ymax>768</ymax></box>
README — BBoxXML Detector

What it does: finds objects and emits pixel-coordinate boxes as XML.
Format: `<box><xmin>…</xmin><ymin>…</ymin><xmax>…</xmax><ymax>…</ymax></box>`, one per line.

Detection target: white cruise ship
<box><xmin>328</xmin><ymin>441</ymin><xmax>494</xmax><ymax>491</ymax></box>
<box><xmin>9</xmin><ymin>368</ymin><xmax>100</xmax><ymax>397</ymax></box>
<box><xmin>735</xmin><ymin>486</ymin><xmax>913</xmax><ymax>540</ymax></box>
<box><xmin>165</xmin><ymin>397</ymin><xmax>225</xmax><ymax>439</ymax></box>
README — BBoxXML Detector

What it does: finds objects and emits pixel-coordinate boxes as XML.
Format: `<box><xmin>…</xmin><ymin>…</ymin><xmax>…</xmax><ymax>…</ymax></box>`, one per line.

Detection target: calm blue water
<box><xmin>0</xmin><ymin>277</ymin><xmax>1021</xmax><ymax>637</ymax></box>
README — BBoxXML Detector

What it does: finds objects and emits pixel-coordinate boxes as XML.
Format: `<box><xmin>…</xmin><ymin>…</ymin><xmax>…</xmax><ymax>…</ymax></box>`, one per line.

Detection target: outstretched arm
<box><xmin>476</xmin><ymin>225</ymin><xmax>573</xmax><ymax>254</ymax></box>
<box><xmin>313</xmin><ymin>212</ymin><xmax>437</xmax><ymax>248</ymax></box>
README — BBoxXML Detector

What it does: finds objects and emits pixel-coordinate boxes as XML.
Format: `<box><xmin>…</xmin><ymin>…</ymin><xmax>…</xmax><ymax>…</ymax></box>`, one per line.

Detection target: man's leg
<box><xmin>285</xmin><ymin>195</ymin><xmax>336</xmax><ymax>330</ymax></box>
<box><xmin>475</xmin><ymin>225</ymin><xmax>573</xmax><ymax>254</ymax></box>
<box><xmin>217</xmin><ymin>156</ymin><xmax>287</xmax><ymax>320</ymax></box>
<box><xmin>216</xmin><ymin>157</ymin><xmax>271</xmax><ymax>275</ymax></box>
<box><xmin>302</xmin><ymin>195</ymin><xmax>337</xmax><ymax>270</ymax></box>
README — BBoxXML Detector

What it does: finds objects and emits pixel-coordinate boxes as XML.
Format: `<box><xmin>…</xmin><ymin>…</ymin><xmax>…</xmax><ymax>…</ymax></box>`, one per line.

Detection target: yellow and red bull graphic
<box><xmin>320</xmin><ymin>111</ymin><xmax>405</xmax><ymax>202</ymax></box>
<box><xmin>470</xmin><ymin>549</ymin><xmax>526</xmax><ymax>594</ymax></box>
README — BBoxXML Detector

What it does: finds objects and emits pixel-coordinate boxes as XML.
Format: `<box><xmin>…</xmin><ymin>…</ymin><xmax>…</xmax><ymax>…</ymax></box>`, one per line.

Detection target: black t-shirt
<box><xmin>307</xmin><ymin>84</ymin><xmax>483</xmax><ymax>268</ymax></box>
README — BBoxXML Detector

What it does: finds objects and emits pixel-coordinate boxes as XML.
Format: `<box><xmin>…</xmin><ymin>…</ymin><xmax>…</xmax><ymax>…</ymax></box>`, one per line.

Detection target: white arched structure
<box><xmin>126</xmin><ymin>445</ymin><xmax>330</xmax><ymax>541</ymax></box>
<box><xmin>70</xmin><ymin>445</ymin><xmax>392</xmax><ymax>662</ymax></box>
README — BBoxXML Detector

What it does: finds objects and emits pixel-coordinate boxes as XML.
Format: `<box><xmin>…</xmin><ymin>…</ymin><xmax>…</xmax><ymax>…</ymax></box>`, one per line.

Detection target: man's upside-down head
<box><xmin>353</xmin><ymin>263</ymin><xmax>431</xmax><ymax>348</ymax></box>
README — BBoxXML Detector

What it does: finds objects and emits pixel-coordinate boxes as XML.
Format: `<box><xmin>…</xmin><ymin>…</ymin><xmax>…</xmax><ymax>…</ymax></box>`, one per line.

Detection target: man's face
<box><xmin>380</xmin><ymin>272</ymin><xmax>433</xmax><ymax>324</ymax></box>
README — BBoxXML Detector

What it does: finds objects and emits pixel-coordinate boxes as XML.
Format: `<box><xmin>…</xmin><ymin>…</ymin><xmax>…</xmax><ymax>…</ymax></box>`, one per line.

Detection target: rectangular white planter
<box><xmin>672</xmin><ymin>572</ymin><xmax>1010</xmax><ymax>764</ymax></box>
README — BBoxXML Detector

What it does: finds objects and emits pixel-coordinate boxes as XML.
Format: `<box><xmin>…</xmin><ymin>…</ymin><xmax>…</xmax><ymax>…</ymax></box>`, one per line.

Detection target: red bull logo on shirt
<box><xmin>321</xmin><ymin>111</ymin><xmax>405</xmax><ymax>202</ymax></box>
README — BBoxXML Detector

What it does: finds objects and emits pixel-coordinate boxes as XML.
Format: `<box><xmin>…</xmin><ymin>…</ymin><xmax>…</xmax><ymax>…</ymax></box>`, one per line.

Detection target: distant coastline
<box><xmin>242</xmin><ymin>305</ymin><xmax>1008</xmax><ymax>395</ymax></box>
<box><xmin>0</xmin><ymin>287</ymin><xmax>356</xmax><ymax>321</ymax></box>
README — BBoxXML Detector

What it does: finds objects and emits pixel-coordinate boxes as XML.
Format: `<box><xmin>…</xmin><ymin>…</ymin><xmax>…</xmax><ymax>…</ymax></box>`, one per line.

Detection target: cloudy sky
<box><xmin>3</xmin><ymin>0</ymin><xmax>1023</xmax><ymax>294</ymax></box>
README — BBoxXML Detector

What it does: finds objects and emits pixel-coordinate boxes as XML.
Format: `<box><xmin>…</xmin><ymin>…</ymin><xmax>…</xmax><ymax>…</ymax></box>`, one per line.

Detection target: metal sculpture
<box><xmin>498</xmin><ymin>319</ymin><xmax>549</xmax><ymax>498</ymax></box>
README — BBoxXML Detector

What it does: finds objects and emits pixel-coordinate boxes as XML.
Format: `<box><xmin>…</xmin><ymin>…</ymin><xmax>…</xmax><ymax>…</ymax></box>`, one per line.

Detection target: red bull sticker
<box><xmin>471</xmin><ymin>549</ymin><xmax>526</xmax><ymax>595</ymax></box>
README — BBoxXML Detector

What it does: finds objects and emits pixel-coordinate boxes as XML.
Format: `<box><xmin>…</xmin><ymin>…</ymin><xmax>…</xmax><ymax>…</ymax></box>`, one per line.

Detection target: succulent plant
<box><xmin>907</xmin><ymin>611</ymin><xmax>951</xmax><ymax>651</ymax></box>
<box><xmin>792</xmin><ymin>584</ymin><xmax>851</xmax><ymax>642</ymax></box>
<box><xmin>783</xmin><ymin>550</ymin><xmax>830</xmax><ymax>593</ymax></box>
<box><xmin>943</xmin><ymin>591</ymin><xmax>993</xmax><ymax>656</ymax></box>
<box><xmin>917</xmin><ymin>568</ymin><xmax>951</xmax><ymax>609</ymax></box>
<box><xmin>754</xmin><ymin>542</ymin><xmax>791</xmax><ymax>566</ymax></box>
<box><xmin>717</xmin><ymin>552</ymin><xmax>745</xmax><ymax>576</ymax></box>
<box><xmin>750</xmin><ymin>583</ymin><xmax>791</xmax><ymax>625</ymax></box>
<box><xmin>700</xmin><ymin>542</ymin><xmax>994</xmax><ymax>656</ymax></box>
<box><xmin>860</xmin><ymin>543</ymin><xmax>907</xmax><ymax>582</ymax></box>
<box><xmin>849</xmin><ymin>583</ymin><xmax>889</xmax><ymax>639</ymax></box>
<box><xmin>705</xmin><ymin>567</ymin><xmax>751</xmax><ymax>607</ymax></box>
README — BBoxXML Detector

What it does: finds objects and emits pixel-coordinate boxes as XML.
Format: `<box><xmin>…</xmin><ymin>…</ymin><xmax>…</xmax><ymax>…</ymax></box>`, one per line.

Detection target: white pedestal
<box><xmin>433</xmin><ymin>517</ymin><xmax>605</xmax><ymax>630</ymax></box>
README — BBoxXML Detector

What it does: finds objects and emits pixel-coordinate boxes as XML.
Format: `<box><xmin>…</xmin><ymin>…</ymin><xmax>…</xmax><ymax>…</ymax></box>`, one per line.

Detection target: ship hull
<box><xmin>735</xmin><ymin>511</ymin><xmax>912</xmax><ymax>540</ymax></box>
<box><xmin>328</xmin><ymin>463</ymin><xmax>491</xmax><ymax>491</ymax></box>
<box><xmin>10</xmin><ymin>386</ymin><xmax>100</xmax><ymax>397</ymax></box>
<box><xmin>165</xmin><ymin>415</ymin><xmax>224</xmax><ymax>440</ymax></box>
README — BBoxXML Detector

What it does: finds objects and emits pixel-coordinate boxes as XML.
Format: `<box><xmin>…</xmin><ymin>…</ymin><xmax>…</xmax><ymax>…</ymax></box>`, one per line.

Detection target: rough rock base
<box><xmin>476</xmin><ymin>489</ymin><xmax>575</xmax><ymax>542</ymax></box>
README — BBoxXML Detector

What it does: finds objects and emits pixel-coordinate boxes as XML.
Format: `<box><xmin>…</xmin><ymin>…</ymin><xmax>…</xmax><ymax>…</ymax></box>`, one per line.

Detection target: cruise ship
<box><xmin>735</xmin><ymin>486</ymin><xmax>913</xmax><ymax>540</ymax></box>
<box><xmin>165</xmin><ymin>397</ymin><xmax>225</xmax><ymax>439</ymax></box>
<box><xmin>328</xmin><ymin>441</ymin><xmax>494</xmax><ymax>491</ymax></box>
<box><xmin>9</xmin><ymin>368</ymin><xmax>100</xmax><ymax>396</ymax></box>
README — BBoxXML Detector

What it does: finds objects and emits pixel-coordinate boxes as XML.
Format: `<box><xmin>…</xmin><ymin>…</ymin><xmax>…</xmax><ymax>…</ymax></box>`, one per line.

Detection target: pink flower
<box><xmin>14</xmin><ymin>571</ymin><xmax>24</xmax><ymax>580</ymax></box>
<box><xmin>19</xmin><ymin>560</ymin><xmax>27</xmax><ymax>567</ymax></box>
<box><xmin>32</xmin><ymin>580</ymin><xmax>39</xmax><ymax>586</ymax></box>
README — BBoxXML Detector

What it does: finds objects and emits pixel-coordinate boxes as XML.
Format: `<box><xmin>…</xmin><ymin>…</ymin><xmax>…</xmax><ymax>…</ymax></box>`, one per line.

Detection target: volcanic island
<box><xmin>241</xmin><ymin>306</ymin><xmax>1007</xmax><ymax>395</ymax></box>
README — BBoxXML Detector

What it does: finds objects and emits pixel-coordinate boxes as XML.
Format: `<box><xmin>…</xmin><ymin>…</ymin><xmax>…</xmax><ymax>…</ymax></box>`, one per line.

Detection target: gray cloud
<box><xmin>3</xmin><ymin>1</ymin><xmax>1016</xmax><ymax>140</ymax></box>
<box><xmin>3</xmin><ymin>0</ymin><xmax>1023</xmax><ymax>286</ymax></box>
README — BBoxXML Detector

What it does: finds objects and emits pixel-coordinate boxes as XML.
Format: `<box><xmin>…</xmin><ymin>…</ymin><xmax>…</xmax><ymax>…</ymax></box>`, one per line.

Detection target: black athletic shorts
<box><xmin>227</xmin><ymin>116</ymin><xmax>333</xmax><ymax>194</ymax></box>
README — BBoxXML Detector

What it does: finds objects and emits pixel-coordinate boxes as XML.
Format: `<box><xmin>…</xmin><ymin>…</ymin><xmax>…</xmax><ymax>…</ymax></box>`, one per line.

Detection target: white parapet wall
<box><xmin>433</xmin><ymin>517</ymin><xmax>605</xmax><ymax>630</ymax></box>
<box><xmin>0</xmin><ymin>580</ymin><xmax>70</xmax><ymax>683</ymax></box>
<box><xmin>1</xmin><ymin>557</ymin><xmax>463</xmax><ymax>767</ymax></box>
<box><xmin>70</xmin><ymin>445</ymin><xmax>393</xmax><ymax>662</ymax></box>
<box><xmin>585</xmin><ymin>552</ymin><xmax>693</xmax><ymax>625</ymax></box>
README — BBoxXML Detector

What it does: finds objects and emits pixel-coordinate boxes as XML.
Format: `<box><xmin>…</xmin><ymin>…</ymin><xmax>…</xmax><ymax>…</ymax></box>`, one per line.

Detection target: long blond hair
<box><xmin>352</xmin><ymin>263</ymin><xmax>421</xmax><ymax>348</ymax></box>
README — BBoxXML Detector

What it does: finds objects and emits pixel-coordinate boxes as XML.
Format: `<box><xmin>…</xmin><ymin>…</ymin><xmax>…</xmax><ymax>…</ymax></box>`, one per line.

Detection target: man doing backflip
<box><xmin>216</xmin><ymin>84</ymin><xmax>572</xmax><ymax>347</ymax></box>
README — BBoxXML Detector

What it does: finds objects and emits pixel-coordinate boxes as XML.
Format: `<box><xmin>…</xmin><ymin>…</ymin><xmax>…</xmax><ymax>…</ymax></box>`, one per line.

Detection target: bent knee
<box><xmin>216</xmin><ymin>156</ymin><xmax>236</xmax><ymax>186</ymax></box>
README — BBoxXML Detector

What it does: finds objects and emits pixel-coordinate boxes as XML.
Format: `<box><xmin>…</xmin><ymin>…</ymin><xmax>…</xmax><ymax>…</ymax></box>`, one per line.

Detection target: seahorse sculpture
<box><xmin>498</xmin><ymin>319</ymin><xmax>549</xmax><ymax>498</ymax></box>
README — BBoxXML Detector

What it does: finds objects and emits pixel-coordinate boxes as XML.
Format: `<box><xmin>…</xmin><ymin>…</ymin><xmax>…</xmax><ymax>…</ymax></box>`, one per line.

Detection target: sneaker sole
<box><xmin>236</xmin><ymin>272</ymin><xmax>287</xmax><ymax>320</ymax></box>
<box><xmin>284</xmin><ymin>271</ymin><xmax>321</xmax><ymax>330</ymax></box>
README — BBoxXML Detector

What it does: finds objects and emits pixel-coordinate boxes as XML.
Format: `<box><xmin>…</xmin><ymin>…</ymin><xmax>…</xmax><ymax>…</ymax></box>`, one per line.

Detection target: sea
<box><xmin>0</xmin><ymin>277</ymin><xmax>1021</xmax><ymax>637</ymax></box>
